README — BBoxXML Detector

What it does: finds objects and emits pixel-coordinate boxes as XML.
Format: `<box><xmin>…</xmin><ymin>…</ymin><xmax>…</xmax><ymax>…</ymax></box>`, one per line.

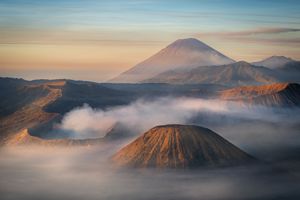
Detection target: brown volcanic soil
<box><xmin>0</xmin><ymin>79</ymin><xmax>133</xmax><ymax>145</ymax></box>
<box><xmin>219</xmin><ymin>83</ymin><xmax>300</xmax><ymax>107</ymax></box>
<box><xmin>112</xmin><ymin>125</ymin><xmax>255</xmax><ymax>169</ymax></box>
<box><xmin>0</xmin><ymin>81</ymin><xmax>64</xmax><ymax>144</ymax></box>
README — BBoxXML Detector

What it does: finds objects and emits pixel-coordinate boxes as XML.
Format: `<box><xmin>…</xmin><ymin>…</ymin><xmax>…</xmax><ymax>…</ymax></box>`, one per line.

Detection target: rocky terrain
<box><xmin>112</xmin><ymin>124</ymin><xmax>255</xmax><ymax>168</ymax></box>
<box><xmin>219</xmin><ymin>83</ymin><xmax>300</xmax><ymax>107</ymax></box>
<box><xmin>0</xmin><ymin>81</ymin><xmax>64</xmax><ymax>144</ymax></box>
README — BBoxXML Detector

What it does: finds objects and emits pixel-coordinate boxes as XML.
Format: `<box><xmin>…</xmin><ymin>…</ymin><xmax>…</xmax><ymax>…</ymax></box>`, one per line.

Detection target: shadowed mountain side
<box><xmin>101</xmin><ymin>83</ymin><xmax>228</xmax><ymax>99</ymax></box>
<box><xmin>252</xmin><ymin>56</ymin><xmax>295</xmax><ymax>69</ymax></box>
<box><xmin>0</xmin><ymin>78</ymin><xmax>50</xmax><ymax>117</ymax></box>
<box><xmin>0</xmin><ymin>81</ymin><xmax>64</xmax><ymax>144</ymax></box>
<box><xmin>143</xmin><ymin>61</ymin><xmax>279</xmax><ymax>86</ymax></box>
<box><xmin>276</xmin><ymin>61</ymin><xmax>300</xmax><ymax>83</ymax></box>
<box><xmin>112</xmin><ymin>125</ymin><xmax>255</xmax><ymax>169</ymax></box>
<box><xmin>0</xmin><ymin>78</ymin><xmax>228</xmax><ymax>143</ymax></box>
<box><xmin>219</xmin><ymin>83</ymin><xmax>300</xmax><ymax>107</ymax></box>
<box><xmin>110</xmin><ymin>38</ymin><xmax>234</xmax><ymax>83</ymax></box>
<box><xmin>0</xmin><ymin>78</ymin><xmax>138</xmax><ymax>143</ymax></box>
<box><xmin>45</xmin><ymin>81</ymin><xmax>135</xmax><ymax>114</ymax></box>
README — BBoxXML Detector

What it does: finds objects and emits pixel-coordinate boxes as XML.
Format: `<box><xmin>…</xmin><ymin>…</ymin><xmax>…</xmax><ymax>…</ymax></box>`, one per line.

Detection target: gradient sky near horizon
<box><xmin>0</xmin><ymin>0</ymin><xmax>300</xmax><ymax>82</ymax></box>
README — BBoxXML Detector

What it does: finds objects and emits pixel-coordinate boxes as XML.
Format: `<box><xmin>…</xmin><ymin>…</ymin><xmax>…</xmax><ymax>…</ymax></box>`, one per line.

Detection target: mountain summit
<box><xmin>110</xmin><ymin>38</ymin><xmax>235</xmax><ymax>83</ymax></box>
<box><xmin>252</xmin><ymin>56</ymin><xmax>295</xmax><ymax>69</ymax></box>
<box><xmin>112</xmin><ymin>124</ymin><xmax>255</xmax><ymax>168</ymax></box>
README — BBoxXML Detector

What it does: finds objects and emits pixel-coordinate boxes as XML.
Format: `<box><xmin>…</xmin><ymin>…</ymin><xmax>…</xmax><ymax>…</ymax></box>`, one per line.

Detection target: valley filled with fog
<box><xmin>1</xmin><ymin>0</ymin><xmax>300</xmax><ymax>199</ymax></box>
<box><xmin>1</xmin><ymin>96</ymin><xmax>300</xmax><ymax>200</ymax></box>
<box><xmin>0</xmin><ymin>147</ymin><xmax>299</xmax><ymax>200</ymax></box>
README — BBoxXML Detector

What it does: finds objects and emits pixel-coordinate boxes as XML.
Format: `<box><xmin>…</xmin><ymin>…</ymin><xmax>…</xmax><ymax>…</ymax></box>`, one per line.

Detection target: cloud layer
<box><xmin>197</xmin><ymin>27</ymin><xmax>300</xmax><ymax>37</ymax></box>
<box><xmin>0</xmin><ymin>145</ymin><xmax>299</xmax><ymax>200</ymax></box>
<box><xmin>58</xmin><ymin>97</ymin><xmax>280</xmax><ymax>139</ymax></box>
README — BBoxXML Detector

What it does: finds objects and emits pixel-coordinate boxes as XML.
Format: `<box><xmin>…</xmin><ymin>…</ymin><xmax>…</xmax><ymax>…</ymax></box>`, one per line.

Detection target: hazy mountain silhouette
<box><xmin>144</xmin><ymin>61</ymin><xmax>279</xmax><ymax>86</ymax></box>
<box><xmin>252</xmin><ymin>56</ymin><xmax>295</xmax><ymax>69</ymax></box>
<box><xmin>110</xmin><ymin>38</ymin><xmax>234</xmax><ymax>83</ymax></box>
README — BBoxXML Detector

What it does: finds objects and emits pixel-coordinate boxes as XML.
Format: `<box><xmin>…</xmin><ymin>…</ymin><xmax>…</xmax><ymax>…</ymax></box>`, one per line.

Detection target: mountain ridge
<box><xmin>110</xmin><ymin>38</ymin><xmax>235</xmax><ymax>83</ymax></box>
<box><xmin>252</xmin><ymin>56</ymin><xmax>295</xmax><ymax>69</ymax></box>
<box><xmin>143</xmin><ymin>61</ymin><xmax>279</xmax><ymax>86</ymax></box>
<box><xmin>219</xmin><ymin>82</ymin><xmax>300</xmax><ymax>107</ymax></box>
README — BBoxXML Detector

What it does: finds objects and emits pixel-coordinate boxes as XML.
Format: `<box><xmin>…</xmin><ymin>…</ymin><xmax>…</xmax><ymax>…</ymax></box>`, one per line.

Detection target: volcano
<box><xmin>112</xmin><ymin>124</ymin><xmax>255</xmax><ymax>168</ymax></box>
<box><xmin>110</xmin><ymin>38</ymin><xmax>234</xmax><ymax>83</ymax></box>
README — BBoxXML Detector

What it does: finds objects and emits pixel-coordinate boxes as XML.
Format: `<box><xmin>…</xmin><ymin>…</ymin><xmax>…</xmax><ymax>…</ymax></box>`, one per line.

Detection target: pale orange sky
<box><xmin>0</xmin><ymin>0</ymin><xmax>300</xmax><ymax>82</ymax></box>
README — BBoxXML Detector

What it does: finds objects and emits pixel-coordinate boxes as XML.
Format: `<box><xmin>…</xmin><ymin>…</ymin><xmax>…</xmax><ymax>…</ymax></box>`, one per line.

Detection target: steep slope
<box><xmin>112</xmin><ymin>124</ymin><xmax>255</xmax><ymax>169</ymax></box>
<box><xmin>252</xmin><ymin>56</ymin><xmax>295</xmax><ymax>69</ymax></box>
<box><xmin>219</xmin><ymin>83</ymin><xmax>300</xmax><ymax>107</ymax></box>
<box><xmin>110</xmin><ymin>38</ymin><xmax>234</xmax><ymax>83</ymax></box>
<box><xmin>0</xmin><ymin>78</ymin><xmax>134</xmax><ymax>144</ymax></box>
<box><xmin>144</xmin><ymin>61</ymin><xmax>279</xmax><ymax>86</ymax></box>
<box><xmin>0</xmin><ymin>78</ymin><xmax>36</xmax><ymax>117</ymax></box>
<box><xmin>0</xmin><ymin>81</ymin><xmax>64</xmax><ymax>144</ymax></box>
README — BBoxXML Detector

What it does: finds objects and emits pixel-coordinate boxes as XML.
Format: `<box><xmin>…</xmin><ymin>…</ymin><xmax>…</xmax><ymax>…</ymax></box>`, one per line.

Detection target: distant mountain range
<box><xmin>110</xmin><ymin>38</ymin><xmax>235</xmax><ymax>83</ymax></box>
<box><xmin>252</xmin><ymin>56</ymin><xmax>300</xmax><ymax>83</ymax></box>
<box><xmin>252</xmin><ymin>56</ymin><xmax>295</xmax><ymax>69</ymax></box>
<box><xmin>112</xmin><ymin>124</ymin><xmax>255</xmax><ymax>168</ymax></box>
<box><xmin>143</xmin><ymin>61</ymin><xmax>278</xmax><ymax>86</ymax></box>
<box><xmin>111</xmin><ymin>38</ymin><xmax>299</xmax><ymax>85</ymax></box>
<box><xmin>1</xmin><ymin>38</ymin><xmax>300</xmax><ymax>145</ymax></box>
<box><xmin>1</xmin><ymin>77</ymin><xmax>300</xmax><ymax>147</ymax></box>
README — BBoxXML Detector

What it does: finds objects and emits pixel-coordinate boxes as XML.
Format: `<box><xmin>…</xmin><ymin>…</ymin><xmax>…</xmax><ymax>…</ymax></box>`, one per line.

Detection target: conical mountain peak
<box><xmin>112</xmin><ymin>124</ymin><xmax>255</xmax><ymax>169</ymax></box>
<box><xmin>110</xmin><ymin>38</ymin><xmax>235</xmax><ymax>83</ymax></box>
<box><xmin>167</xmin><ymin>38</ymin><xmax>212</xmax><ymax>50</ymax></box>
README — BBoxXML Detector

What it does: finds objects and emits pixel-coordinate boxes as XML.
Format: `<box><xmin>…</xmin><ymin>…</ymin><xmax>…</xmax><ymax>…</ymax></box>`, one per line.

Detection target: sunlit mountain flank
<box><xmin>1</xmin><ymin>1</ymin><xmax>300</xmax><ymax>200</ymax></box>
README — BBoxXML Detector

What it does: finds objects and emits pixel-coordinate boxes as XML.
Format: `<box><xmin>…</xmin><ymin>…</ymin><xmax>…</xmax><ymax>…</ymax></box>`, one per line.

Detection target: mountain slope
<box><xmin>45</xmin><ymin>81</ymin><xmax>134</xmax><ymax>114</ymax></box>
<box><xmin>0</xmin><ymin>81</ymin><xmax>64</xmax><ymax>144</ymax></box>
<box><xmin>144</xmin><ymin>61</ymin><xmax>279</xmax><ymax>86</ymax></box>
<box><xmin>276</xmin><ymin>61</ymin><xmax>300</xmax><ymax>83</ymax></box>
<box><xmin>110</xmin><ymin>38</ymin><xmax>234</xmax><ymax>83</ymax></box>
<box><xmin>0</xmin><ymin>78</ymin><xmax>134</xmax><ymax>144</ymax></box>
<box><xmin>252</xmin><ymin>56</ymin><xmax>295</xmax><ymax>69</ymax></box>
<box><xmin>219</xmin><ymin>83</ymin><xmax>300</xmax><ymax>107</ymax></box>
<box><xmin>112</xmin><ymin>124</ymin><xmax>255</xmax><ymax>168</ymax></box>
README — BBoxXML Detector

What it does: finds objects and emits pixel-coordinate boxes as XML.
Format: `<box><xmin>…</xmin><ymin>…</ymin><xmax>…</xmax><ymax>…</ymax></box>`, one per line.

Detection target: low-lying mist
<box><xmin>1</xmin><ymin>96</ymin><xmax>300</xmax><ymax>199</ymax></box>
<box><xmin>55</xmin><ymin>97</ymin><xmax>300</xmax><ymax>161</ymax></box>
<box><xmin>0</xmin><ymin>146</ymin><xmax>299</xmax><ymax>200</ymax></box>
<box><xmin>57</xmin><ymin>97</ymin><xmax>289</xmax><ymax>139</ymax></box>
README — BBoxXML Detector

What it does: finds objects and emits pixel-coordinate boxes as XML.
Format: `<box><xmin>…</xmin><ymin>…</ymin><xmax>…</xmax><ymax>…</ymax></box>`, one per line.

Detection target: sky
<box><xmin>0</xmin><ymin>0</ymin><xmax>300</xmax><ymax>82</ymax></box>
